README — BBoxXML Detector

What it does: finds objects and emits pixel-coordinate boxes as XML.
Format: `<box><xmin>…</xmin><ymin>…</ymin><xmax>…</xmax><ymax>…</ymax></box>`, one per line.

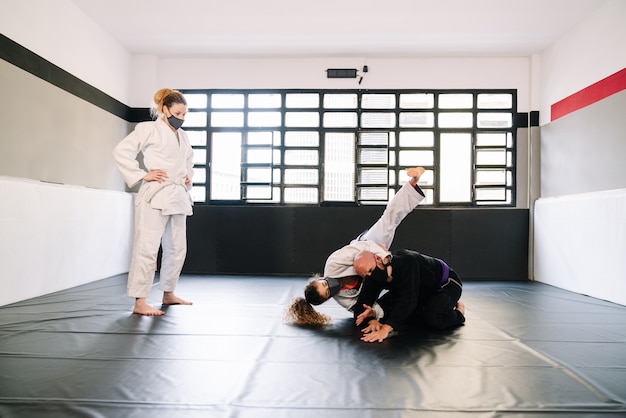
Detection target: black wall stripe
<box><xmin>0</xmin><ymin>33</ymin><xmax>151</xmax><ymax>123</ymax></box>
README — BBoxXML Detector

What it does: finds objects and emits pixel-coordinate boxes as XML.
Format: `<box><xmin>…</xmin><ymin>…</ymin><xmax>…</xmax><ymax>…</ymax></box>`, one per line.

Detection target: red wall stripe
<box><xmin>551</xmin><ymin>67</ymin><xmax>626</xmax><ymax>121</ymax></box>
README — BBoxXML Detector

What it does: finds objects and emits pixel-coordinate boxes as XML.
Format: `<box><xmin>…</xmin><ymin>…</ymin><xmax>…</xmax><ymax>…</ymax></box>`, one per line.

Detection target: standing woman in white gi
<box><xmin>113</xmin><ymin>88</ymin><xmax>194</xmax><ymax>316</ymax></box>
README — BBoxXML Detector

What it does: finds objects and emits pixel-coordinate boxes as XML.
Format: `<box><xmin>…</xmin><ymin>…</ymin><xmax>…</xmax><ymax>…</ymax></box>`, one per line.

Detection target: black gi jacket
<box><xmin>354</xmin><ymin>249</ymin><xmax>448</xmax><ymax>330</ymax></box>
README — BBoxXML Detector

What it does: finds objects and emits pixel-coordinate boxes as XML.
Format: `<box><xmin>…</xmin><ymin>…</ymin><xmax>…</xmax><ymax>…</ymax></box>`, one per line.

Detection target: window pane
<box><xmin>244</xmin><ymin>186</ymin><xmax>273</xmax><ymax>200</ymax></box>
<box><xmin>192</xmin><ymin>149</ymin><xmax>206</xmax><ymax>165</ymax></box>
<box><xmin>475</xmin><ymin>188</ymin><xmax>507</xmax><ymax>202</ymax></box>
<box><xmin>359</xmin><ymin>132</ymin><xmax>388</xmax><ymax>146</ymax></box>
<box><xmin>476</xmin><ymin>132</ymin><xmax>507</xmax><ymax>146</ymax></box>
<box><xmin>248</xmin><ymin>93</ymin><xmax>281</xmax><ymax>108</ymax></box>
<box><xmin>211</xmin><ymin>93</ymin><xmax>244</xmax><ymax>108</ymax></box>
<box><xmin>247</xmin><ymin>131</ymin><xmax>273</xmax><ymax>145</ymax></box>
<box><xmin>246</xmin><ymin>148</ymin><xmax>272</xmax><ymax>164</ymax></box>
<box><xmin>285</xmin><ymin>188</ymin><xmax>318</xmax><ymax>204</ymax></box>
<box><xmin>399</xmin><ymin>93</ymin><xmax>434</xmax><ymax>109</ymax></box>
<box><xmin>421</xmin><ymin>188</ymin><xmax>434</xmax><ymax>205</ymax></box>
<box><xmin>440</xmin><ymin>133</ymin><xmax>472</xmax><ymax>202</ymax></box>
<box><xmin>192</xmin><ymin>168</ymin><xmax>206</xmax><ymax>183</ymax></box>
<box><xmin>438</xmin><ymin>112</ymin><xmax>473</xmax><ymax>128</ymax></box>
<box><xmin>324</xmin><ymin>133</ymin><xmax>355</xmax><ymax>201</ymax></box>
<box><xmin>187</xmin><ymin>131</ymin><xmax>207</xmax><ymax>146</ymax></box>
<box><xmin>399</xmin><ymin>131</ymin><xmax>434</xmax><ymax>147</ymax></box>
<box><xmin>248</xmin><ymin>187</ymin><xmax>281</xmax><ymax>203</ymax></box>
<box><xmin>359</xmin><ymin>168</ymin><xmax>387</xmax><ymax>185</ymax></box>
<box><xmin>323</xmin><ymin>112</ymin><xmax>357</xmax><ymax>128</ymax></box>
<box><xmin>476</xmin><ymin>149</ymin><xmax>507</xmax><ymax>165</ymax></box>
<box><xmin>285</xmin><ymin>131</ymin><xmax>319</xmax><ymax>147</ymax></box>
<box><xmin>285</xmin><ymin>112</ymin><xmax>320</xmax><ymax>127</ymax></box>
<box><xmin>399</xmin><ymin>150</ymin><xmax>434</xmax><ymax>166</ymax></box>
<box><xmin>439</xmin><ymin>94</ymin><xmax>473</xmax><ymax>108</ymax></box>
<box><xmin>477</xmin><ymin>113</ymin><xmax>512</xmax><ymax>128</ymax></box>
<box><xmin>477</xmin><ymin>94</ymin><xmax>512</xmax><ymax>109</ymax></box>
<box><xmin>286</xmin><ymin>93</ymin><xmax>319</xmax><ymax>108</ymax></box>
<box><xmin>211</xmin><ymin>132</ymin><xmax>241</xmax><ymax>200</ymax></box>
<box><xmin>476</xmin><ymin>169</ymin><xmax>507</xmax><ymax>185</ymax></box>
<box><xmin>285</xmin><ymin>169</ymin><xmax>318</xmax><ymax>185</ymax></box>
<box><xmin>183</xmin><ymin>112</ymin><xmax>206</xmax><ymax>128</ymax></box>
<box><xmin>243</xmin><ymin>185</ymin><xmax>272</xmax><ymax>202</ymax></box>
<box><xmin>416</xmin><ymin>169</ymin><xmax>434</xmax><ymax>186</ymax></box>
<box><xmin>358</xmin><ymin>187</ymin><xmax>388</xmax><ymax>201</ymax></box>
<box><xmin>361</xmin><ymin>112</ymin><xmax>395</xmax><ymax>128</ymax></box>
<box><xmin>190</xmin><ymin>186</ymin><xmax>205</xmax><ymax>202</ymax></box>
<box><xmin>248</xmin><ymin>111</ymin><xmax>281</xmax><ymax>127</ymax></box>
<box><xmin>184</xmin><ymin>94</ymin><xmax>208</xmax><ymax>109</ymax></box>
<box><xmin>359</xmin><ymin>149</ymin><xmax>387</xmax><ymax>165</ymax></box>
<box><xmin>285</xmin><ymin>150</ymin><xmax>318</xmax><ymax>165</ymax></box>
<box><xmin>362</xmin><ymin>94</ymin><xmax>395</xmax><ymax>109</ymax></box>
<box><xmin>246</xmin><ymin>167</ymin><xmax>272</xmax><ymax>183</ymax></box>
<box><xmin>211</xmin><ymin>112</ymin><xmax>244</xmax><ymax>127</ymax></box>
<box><xmin>399</xmin><ymin>112</ymin><xmax>434</xmax><ymax>128</ymax></box>
<box><xmin>323</xmin><ymin>94</ymin><xmax>357</xmax><ymax>109</ymax></box>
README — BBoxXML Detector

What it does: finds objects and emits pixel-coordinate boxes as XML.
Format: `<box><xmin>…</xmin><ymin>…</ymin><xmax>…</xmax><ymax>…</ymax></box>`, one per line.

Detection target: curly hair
<box><xmin>284</xmin><ymin>297</ymin><xmax>331</xmax><ymax>326</ymax></box>
<box><xmin>284</xmin><ymin>276</ymin><xmax>331</xmax><ymax>326</ymax></box>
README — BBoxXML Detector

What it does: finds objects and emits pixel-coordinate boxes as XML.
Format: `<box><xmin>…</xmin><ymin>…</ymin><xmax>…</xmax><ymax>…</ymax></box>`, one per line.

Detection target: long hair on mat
<box><xmin>285</xmin><ymin>276</ymin><xmax>331</xmax><ymax>326</ymax></box>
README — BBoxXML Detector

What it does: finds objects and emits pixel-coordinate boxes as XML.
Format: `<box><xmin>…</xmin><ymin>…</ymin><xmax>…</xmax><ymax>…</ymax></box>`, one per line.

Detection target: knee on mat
<box><xmin>423</xmin><ymin>294</ymin><xmax>459</xmax><ymax>330</ymax></box>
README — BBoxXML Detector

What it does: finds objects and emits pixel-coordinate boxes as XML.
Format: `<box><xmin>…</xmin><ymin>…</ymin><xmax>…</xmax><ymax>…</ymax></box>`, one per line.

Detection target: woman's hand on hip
<box><xmin>144</xmin><ymin>169</ymin><xmax>168</xmax><ymax>183</ymax></box>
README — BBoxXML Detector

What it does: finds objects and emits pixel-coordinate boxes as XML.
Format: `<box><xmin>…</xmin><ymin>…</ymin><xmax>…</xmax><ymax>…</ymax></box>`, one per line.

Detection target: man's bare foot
<box><xmin>456</xmin><ymin>301</ymin><xmax>465</xmax><ymax>316</ymax></box>
<box><xmin>406</xmin><ymin>167</ymin><xmax>426</xmax><ymax>185</ymax></box>
<box><xmin>133</xmin><ymin>298</ymin><xmax>165</xmax><ymax>316</ymax></box>
<box><xmin>162</xmin><ymin>292</ymin><xmax>193</xmax><ymax>306</ymax></box>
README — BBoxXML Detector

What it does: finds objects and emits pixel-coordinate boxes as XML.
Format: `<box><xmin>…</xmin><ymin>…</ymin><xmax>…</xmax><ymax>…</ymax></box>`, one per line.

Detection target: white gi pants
<box><xmin>323</xmin><ymin>182</ymin><xmax>425</xmax><ymax>279</ymax></box>
<box><xmin>358</xmin><ymin>182</ymin><xmax>425</xmax><ymax>248</ymax></box>
<box><xmin>127</xmin><ymin>199</ymin><xmax>187</xmax><ymax>298</ymax></box>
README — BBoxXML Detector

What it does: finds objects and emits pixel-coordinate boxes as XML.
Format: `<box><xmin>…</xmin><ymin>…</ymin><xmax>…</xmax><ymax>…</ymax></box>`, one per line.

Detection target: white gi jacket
<box><xmin>114</xmin><ymin>119</ymin><xmax>194</xmax><ymax>216</ymax></box>
<box><xmin>322</xmin><ymin>180</ymin><xmax>426</xmax><ymax>320</ymax></box>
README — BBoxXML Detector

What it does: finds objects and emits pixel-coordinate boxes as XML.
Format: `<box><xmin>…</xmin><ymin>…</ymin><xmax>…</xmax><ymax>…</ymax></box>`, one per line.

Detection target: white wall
<box><xmin>538</xmin><ymin>0</ymin><xmax>626</xmax><ymax>126</ymax></box>
<box><xmin>1</xmin><ymin>0</ymin><xmax>132</xmax><ymax>104</ymax></box>
<box><xmin>132</xmin><ymin>56</ymin><xmax>532</xmax><ymax>111</ymax></box>
<box><xmin>0</xmin><ymin>178</ymin><xmax>133</xmax><ymax>307</ymax></box>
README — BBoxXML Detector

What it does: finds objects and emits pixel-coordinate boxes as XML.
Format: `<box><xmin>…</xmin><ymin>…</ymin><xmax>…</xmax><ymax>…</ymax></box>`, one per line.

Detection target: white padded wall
<box><xmin>534</xmin><ymin>189</ymin><xmax>626</xmax><ymax>306</ymax></box>
<box><xmin>0</xmin><ymin>177</ymin><xmax>133</xmax><ymax>306</ymax></box>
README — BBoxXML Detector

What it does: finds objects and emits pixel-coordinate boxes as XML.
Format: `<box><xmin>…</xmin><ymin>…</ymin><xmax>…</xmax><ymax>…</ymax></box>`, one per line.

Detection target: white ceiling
<box><xmin>70</xmin><ymin>0</ymin><xmax>610</xmax><ymax>58</ymax></box>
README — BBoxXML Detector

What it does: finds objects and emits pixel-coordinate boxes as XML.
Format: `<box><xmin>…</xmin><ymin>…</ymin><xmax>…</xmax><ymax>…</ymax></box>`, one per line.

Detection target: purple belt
<box><xmin>436</xmin><ymin>259</ymin><xmax>450</xmax><ymax>287</ymax></box>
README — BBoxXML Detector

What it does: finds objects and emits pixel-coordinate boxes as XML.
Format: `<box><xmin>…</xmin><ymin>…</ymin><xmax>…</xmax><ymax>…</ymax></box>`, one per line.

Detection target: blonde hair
<box><xmin>284</xmin><ymin>276</ymin><xmax>331</xmax><ymax>326</ymax></box>
<box><xmin>151</xmin><ymin>88</ymin><xmax>187</xmax><ymax>119</ymax></box>
<box><xmin>285</xmin><ymin>297</ymin><xmax>331</xmax><ymax>326</ymax></box>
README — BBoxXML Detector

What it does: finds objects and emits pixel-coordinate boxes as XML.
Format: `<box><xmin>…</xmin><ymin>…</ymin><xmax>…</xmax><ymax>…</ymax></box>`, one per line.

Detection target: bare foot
<box><xmin>456</xmin><ymin>301</ymin><xmax>465</xmax><ymax>316</ymax></box>
<box><xmin>133</xmin><ymin>298</ymin><xmax>165</xmax><ymax>316</ymax></box>
<box><xmin>406</xmin><ymin>167</ymin><xmax>426</xmax><ymax>185</ymax></box>
<box><xmin>162</xmin><ymin>292</ymin><xmax>193</xmax><ymax>306</ymax></box>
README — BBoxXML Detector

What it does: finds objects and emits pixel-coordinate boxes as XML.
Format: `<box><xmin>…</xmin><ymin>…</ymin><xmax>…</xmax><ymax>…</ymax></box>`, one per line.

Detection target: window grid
<box><xmin>180</xmin><ymin>89</ymin><xmax>516</xmax><ymax>207</ymax></box>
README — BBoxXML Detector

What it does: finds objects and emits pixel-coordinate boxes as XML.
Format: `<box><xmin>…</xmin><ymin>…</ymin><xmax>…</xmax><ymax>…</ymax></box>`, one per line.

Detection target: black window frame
<box><xmin>180</xmin><ymin>88</ymin><xmax>517</xmax><ymax>207</ymax></box>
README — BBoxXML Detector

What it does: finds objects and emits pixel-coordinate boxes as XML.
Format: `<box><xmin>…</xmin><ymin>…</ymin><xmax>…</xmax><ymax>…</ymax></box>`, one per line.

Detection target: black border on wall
<box><xmin>0</xmin><ymin>33</ymin><xmax>151</xmax><ymax>122</ymax></box>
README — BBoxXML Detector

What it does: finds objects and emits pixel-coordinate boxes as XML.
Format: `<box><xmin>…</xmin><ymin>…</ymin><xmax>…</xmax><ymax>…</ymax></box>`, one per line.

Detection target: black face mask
<box><xmin>167</xmin><ymin>108</ymin><xmax>184</xmax><ymax>130</ymax></box>
<box><xmin>324</xmin><ymin>278</ymin><xmax>341</xmax><ymax>297</ymax></box>
<box><xmin>369</xmin><ymin>266</ymin><xmax>389</xmax><ymax>284</ymax></box>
